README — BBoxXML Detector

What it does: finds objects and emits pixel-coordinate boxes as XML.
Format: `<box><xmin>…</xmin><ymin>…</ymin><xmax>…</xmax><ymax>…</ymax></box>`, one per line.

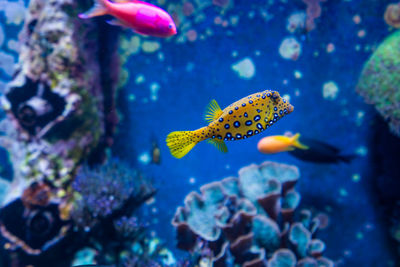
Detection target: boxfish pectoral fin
<box><xmin>204</xmin><ymin>99</ymin><xmax>223</xmax><ymax>123</ymax></box>
<box><xmin>207</xmin><ymin>139</ymin><xmax>228</xmax><ymax>153</ymax></box>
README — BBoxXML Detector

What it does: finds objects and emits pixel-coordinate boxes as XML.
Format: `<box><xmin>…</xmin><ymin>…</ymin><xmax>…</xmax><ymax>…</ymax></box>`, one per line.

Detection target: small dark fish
<box><xmin>151</xmin><ymin>140</ymin><xmax>161</xmax><ymax>165</ymax></box>
<box><xmin>288</xmin><ymin>137</ymin><xmax>356</xmax><ymax>164</ymax></box>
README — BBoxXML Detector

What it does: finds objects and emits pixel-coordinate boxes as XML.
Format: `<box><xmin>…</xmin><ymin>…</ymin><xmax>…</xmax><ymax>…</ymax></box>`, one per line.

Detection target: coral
<box><xmin>0</xmin><ymin>182</ymin><xmax>73</xmax><ymax>266</ymax></box>
<box><xmin>114</xmin><ymin>216</ymin><xmax>141</xmax><ymax>239</ymax></box>
<box><xmin>64</xmin><ymin>159</ymin><xmax>177</xmax><ymax>267</ymax></box>
<box><xmin>172</xmin><ymin>161</ymin><xmax>334</xmax><ymax>266</ymax></box>
<box><xmin>322</xmin><ymin>81</ymin><xmax>339</xmax><ymax>101</ymax></box>
<box><xmin>279</xmin><ymin>37</ymin><xmax>302</xmax><ymax>61</ymax></box>
<box><xmin>384</xmin><ymin>3</ymin><xmax>400</xmax><ymax>28</ymax></box>
<box><xmin>0</xmin><ymin>51</ymin><xmax>15</xmax><ymax>77</ymax></box>
<box><xmin>287</xmin><ymin>12</ymin><xmax>307</xmax><ymax>33</ymax></box>
<box><xmin>302</xmin><ymin>0</ymin><xmax>327</xmax><ymax>32</ymax></box>
<box><xmin>231</xmin><ymin>57</ymin><xmax>256</xmax><ymax>80</ymax></box>
<box><xmin>0</xmin><ymin>0</ymin><xmax>26</xmax><ymax>26</ymax></box>
<box><xmin>356</xmin><ymin>30</ymin><xmax>400</xmax><ymax>137</ymax></box>
<box><xmin>0</xmin><ymin>0</ymin><xmax>120</xmax><ymax>205</ymax></box>
<box><xmin>66</xmin><ymin>160</ymin><xmax>175</xmax><ymax>266</ymax></box>
<box><xmin>0</xmin><ymin>0</ymin><xmax>121</xmax><ymax>264</ymax></box>
<box><xmin>0</xmin><ymin>178</ymin><xmax>10</xmax><ymax>204</ymax></box>
<box><xmin>71</xmin><ymin>160</ymin><xmax>155</xmax><ymax>230</ymax></box>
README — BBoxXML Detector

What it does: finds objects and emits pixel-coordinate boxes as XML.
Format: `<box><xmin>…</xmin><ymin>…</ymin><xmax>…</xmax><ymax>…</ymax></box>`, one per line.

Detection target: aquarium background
<box><xmin>0</xmin><ymin>0</ymin><xmax>400</xmax><ymax>266</ymax></box>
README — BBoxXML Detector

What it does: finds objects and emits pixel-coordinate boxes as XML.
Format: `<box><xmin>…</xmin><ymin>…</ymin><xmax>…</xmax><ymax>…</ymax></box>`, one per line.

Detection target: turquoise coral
<box><xmin>357</xmin><ymin>30</ymin><xmax>400</xmax><ymax>137</ymax></box>
<box><xmin>172</xmin><ymin>161</ymin><xmax>334</xmax><ymax>266</ymax></box>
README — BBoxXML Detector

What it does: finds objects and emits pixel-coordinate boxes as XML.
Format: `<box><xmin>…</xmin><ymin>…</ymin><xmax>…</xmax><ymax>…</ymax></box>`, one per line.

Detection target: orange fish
<box><xmin>79</xmin><ymin>0</ymin><xmax>177</xmax><ymax>38</ymax></box>
<box><xmin>257</xmin><ymin>133</ymin><xmax>308</xmax><ymax>154</ymax></box>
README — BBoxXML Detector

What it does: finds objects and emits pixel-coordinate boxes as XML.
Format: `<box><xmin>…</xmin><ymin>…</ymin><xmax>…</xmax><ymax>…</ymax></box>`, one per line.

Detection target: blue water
<box><xmin>113</xmin><ymin>0</ymin><xmax>396</xmax><ymax>265</ymax></box>
<box><xmin>0</xmin><ymin>0</ymin><xmax>399</xmax><ymax>266</ymax></box>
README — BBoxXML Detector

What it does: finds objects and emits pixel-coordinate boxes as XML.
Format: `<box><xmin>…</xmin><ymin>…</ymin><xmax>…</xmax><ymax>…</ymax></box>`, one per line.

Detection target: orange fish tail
<box><xmin>291</xmin><ymin>133</ymin><xmax>309</xmax><ymax>150</ymax></box>
<box><xmin>79</xmin><ymin>0</ymin><xmax>109</xmax><ymax>19</ymax></box>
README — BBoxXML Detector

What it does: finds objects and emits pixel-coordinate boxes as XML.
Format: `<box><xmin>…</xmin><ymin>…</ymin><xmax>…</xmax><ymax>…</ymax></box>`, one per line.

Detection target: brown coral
<box><xmin>302</xmin><ymin>0</ymin><xmax>327</xmax><ymax>32</ymax></box>
<box><xmin>384</xmin><ymin>2</ymin><xmax>400</xmax><ymax>28</ymax></box>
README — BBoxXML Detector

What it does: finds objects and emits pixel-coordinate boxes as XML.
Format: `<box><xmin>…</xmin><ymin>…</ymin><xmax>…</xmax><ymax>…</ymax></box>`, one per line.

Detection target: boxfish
<box><xmin>79</xmin><ymin>0</ymin><xmax>177</xmax><ymax>38</ymax></box>
<box><xmin>166</xmin><ymin>90</ymin><xmax>294</xmax><ymax>159</ymax></box>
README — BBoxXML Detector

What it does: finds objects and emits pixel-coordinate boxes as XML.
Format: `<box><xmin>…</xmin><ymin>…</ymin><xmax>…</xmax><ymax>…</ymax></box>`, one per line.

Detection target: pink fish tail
<box><xmin>78</xmin><ymin>0</ymin><xmax>109</xmax><ymax>19</ymax></box>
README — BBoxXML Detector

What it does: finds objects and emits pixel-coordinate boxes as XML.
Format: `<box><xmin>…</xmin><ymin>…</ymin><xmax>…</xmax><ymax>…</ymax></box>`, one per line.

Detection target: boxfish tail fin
<box><xmin>78</xmin><ymin>0</ymin><xmax>109</xmax><ymax>19</ymax></box>
<box><xmin>166</xmin><ymin>131</ymin><xmax>201</xmax><ymax>159</ymax></box>
<box><xmin>291</xmin><ymin>133</ymin><xmax>309</xmax><ymax>150</ymax></box>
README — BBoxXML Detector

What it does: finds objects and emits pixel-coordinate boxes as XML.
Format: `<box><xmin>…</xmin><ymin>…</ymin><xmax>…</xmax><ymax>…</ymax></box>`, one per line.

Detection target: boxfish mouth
<box><xmin>287</xmin><ymin>104</ymin><xmax>294</xmax><ymax>113</ymax></box>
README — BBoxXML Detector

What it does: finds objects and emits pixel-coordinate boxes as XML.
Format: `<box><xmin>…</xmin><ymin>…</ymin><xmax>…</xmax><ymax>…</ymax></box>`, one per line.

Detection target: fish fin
<box><xmin>339</xmin><ymin>154</ymin><xmax>357</xmax><ymax>163</ymax></box>
<box><xmin>133</xmin><ymin>28</ymin><xmax>150</xmax><ymax>36</ymax></box>
<box><xmin>207</xmin><ymin>139</ymin><xmax>228</xmax><ymax>153</ymax></box>
<box><xmin>79</xmin><ymin>0</ymin><xmax>108</xmax><ymax>19</ymax></box>
<box><xmin>204</xmin><ymin>99</ymin><xmax>223</xmax><ymax>123</ymax></box>
<box><xmin>285</xmin><ymin>146</ymin><xmax>296</xmax><ymax>151</ymax></box>
<box><xmin>265</xmin><ymin>109</ymin><xmax>274</xmax><ymax>123</ymax></box>
<box><xmin>166</xmin><ymin>131</ymin><xmax>199</xmax><ymax>159</ymax></box>
<box><xmin>291</xmin><ymin>133</ymin><xmax>309</xmax><ymax>150</ymax></box>
<box><xmin>131</xmin><ymin>0</ymin><xmax>159</xmax><ymax>8</ymax></box>
<box><xmin>107</xmin><ymin>19</ymin><xmax>129</xmax><ymax>28</ymax></box>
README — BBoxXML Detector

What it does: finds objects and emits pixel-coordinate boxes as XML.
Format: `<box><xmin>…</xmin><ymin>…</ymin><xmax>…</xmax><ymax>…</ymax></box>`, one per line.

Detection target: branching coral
<box><xmin>172</xmin><ymin>161</ymin><xmax>334</xmax><ymax>266</ymax></box>
<box><xmin>356</xmin><ymin>30</ymin><xmax>400</xmax><ymax>137</ymax></box>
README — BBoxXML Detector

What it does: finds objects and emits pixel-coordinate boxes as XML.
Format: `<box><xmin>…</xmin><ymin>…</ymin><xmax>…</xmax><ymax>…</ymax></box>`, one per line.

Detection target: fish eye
<box><xmin>168</xmin><ymin>24</ymin><xmax>173</xmax><ymax>29</ymax></box>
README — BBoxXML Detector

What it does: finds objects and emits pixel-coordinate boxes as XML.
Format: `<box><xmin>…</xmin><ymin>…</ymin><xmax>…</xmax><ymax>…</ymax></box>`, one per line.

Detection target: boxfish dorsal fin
<box><xmin>207</xmin><ymin>139</ymin><xmax>228</xmax><ymax>153</ymax></box>
<box><xmin>204</xmin><ymin>99</ymin><xmax>223</xmax><ymax>123</ymax></box>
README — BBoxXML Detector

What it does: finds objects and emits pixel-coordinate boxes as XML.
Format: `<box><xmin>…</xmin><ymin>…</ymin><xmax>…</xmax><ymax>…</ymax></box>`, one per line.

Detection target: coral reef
<box><xmin>356</xmin><ymin>30</ymin><xmax>400</xmax><ymax>137</ymax></box>
<box><xmin>70</xmin><ymin>160</ymin><xmax>156</xmax><ymax>230</ymax></box>
<box><xmin>0</xmin><ymin>181</ymin><xmax>74</xmax><ymax>266</ymax></box>
<box><xmin>0</xmin><ymin>0</ymin><xmax>120</xmax><ymax>204</ymax></box>
<box><xmin>0</xmin><ymin>0</ymin><xmax>120</xmax><ymax>265</ymax></box>
<box><xmin>67</xmin><ymin>160</ymin><xmax>176</xmax><ymax>267</ymax></box>
<box><xmin>172</xmin><ymin>161</ymin><xmax>334</xmax><ymax>266</ymax></box>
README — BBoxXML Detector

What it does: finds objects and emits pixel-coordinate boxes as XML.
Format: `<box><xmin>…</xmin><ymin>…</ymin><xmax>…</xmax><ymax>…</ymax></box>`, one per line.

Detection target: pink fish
<box><xmin>79</xmin><ymin>0</ymin><xmax>177</xmax><ymax>38</ymax></box>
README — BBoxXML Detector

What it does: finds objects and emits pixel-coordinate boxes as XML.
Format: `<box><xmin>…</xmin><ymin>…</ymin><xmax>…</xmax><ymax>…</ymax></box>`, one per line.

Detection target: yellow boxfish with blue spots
<box><xmin>166</xmin><ymin>90</ymin><xmax>294</xmax><ymax>158</ymax></box>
